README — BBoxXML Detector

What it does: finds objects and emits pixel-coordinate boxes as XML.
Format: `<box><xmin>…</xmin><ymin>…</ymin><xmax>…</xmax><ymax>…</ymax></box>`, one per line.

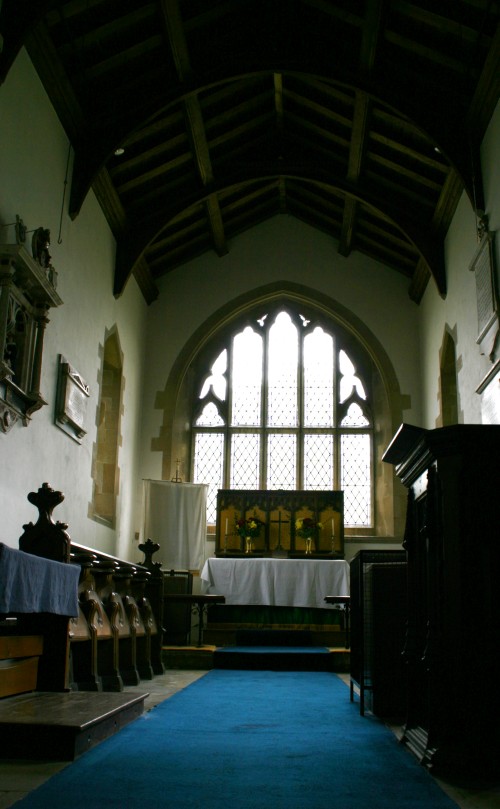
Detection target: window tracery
<box><xmin>192</xmin><ymin>306</ymin><xmax>373</xmax><ymax>527</ymax></box>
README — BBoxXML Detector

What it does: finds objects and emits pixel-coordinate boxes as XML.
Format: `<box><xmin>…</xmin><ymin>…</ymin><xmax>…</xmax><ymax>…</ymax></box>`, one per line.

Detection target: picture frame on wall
<box><xmin>469</xmin><ymin>229</ymin><xmax>499</xmax><ymax>355</ymax></box>
<box><xmin>469</xmin><ymin>228</ymin><xmax>500</xmax><ymax>395</ymax></box>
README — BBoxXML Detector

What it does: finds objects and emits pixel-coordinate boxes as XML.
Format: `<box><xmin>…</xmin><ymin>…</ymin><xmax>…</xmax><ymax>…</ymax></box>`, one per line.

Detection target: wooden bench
<box><xmin>68</xmin><ymin>546</ymin><xmax>164</xmax><ymax>692</ymax></box>
<box><xmin>1</xmin><ymin>483</ymin><xmax>165</xmax><ymax>697</ymax></box>
<box><xmin>0</xmin><ymin>483</ymin><xmax>171</xmax><ymax>759</ymax></box>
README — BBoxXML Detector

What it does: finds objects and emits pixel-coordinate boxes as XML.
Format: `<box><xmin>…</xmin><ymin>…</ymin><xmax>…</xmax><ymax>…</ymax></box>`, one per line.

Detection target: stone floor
<box><xmin>0</xmin><ymin>669</ymin><xmax>498</xmax><ymax>809</ymax></box>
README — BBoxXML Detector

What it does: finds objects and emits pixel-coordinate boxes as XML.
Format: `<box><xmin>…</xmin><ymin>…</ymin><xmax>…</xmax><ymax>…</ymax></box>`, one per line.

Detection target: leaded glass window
<box><xmin>192</xmin><ymin>307</ymin><xmax>373</xmax><ymax>526</ymax></box>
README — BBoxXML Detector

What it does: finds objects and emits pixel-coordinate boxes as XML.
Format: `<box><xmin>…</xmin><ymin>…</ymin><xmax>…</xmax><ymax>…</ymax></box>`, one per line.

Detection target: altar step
<box><xmin>213</xmin><ymin>645</ymin><xmax>347</xmax><ymax>672</ymax></box>
<box><xmin>162</xmin><ymin>644</ymin><xmax>350</xmax><ymax>672</ymax></box>
<box><xmin>203</xmin><ymin>622</ymin><xmax>346</xmax><ymax>648</ymax></box>
<box><xmin>235</xmin><ymin>629</ymin><xmax>315</xmax><ymax>645</ymax></box>
<box><xmin>0</xmin><ymin>690</ymin><xmax>147</xmax><ymax>761</ymax></box>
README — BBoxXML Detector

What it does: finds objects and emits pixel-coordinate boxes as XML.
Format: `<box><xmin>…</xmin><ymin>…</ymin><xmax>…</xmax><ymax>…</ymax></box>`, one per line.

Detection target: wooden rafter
<box><xmin>0</xmin><ymin>0</ymin><xmax>52</xmax><ymax>84</ymax></box>
<box><xmin>161</xmin><ymin>0</ymin><xmax>227</xmax><ymax>259</ymax></box>
<box><xmin>114</xmin><ymin>164</ymin><xmax>446</xmax><ymax>297</ymax></box>
<box><xmin>339</xmin><ymin>0</ymin><xmax>383</xmax><ymax>258</ymax></box>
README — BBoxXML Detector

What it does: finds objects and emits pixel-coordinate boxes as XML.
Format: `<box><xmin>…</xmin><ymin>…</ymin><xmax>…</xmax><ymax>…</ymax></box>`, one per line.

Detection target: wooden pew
<box><xmin>68</xmin><ymin>545</ymin><xmax>164</xmax><ymax>691</ymax></box>
<box><xmin>69</xmin><ymin>550</ymin><xmax>118</xmax><ymax>691</ymax></box>
<box><xmin>0</xmin><ymin>483</ymin><xmax>158</xmax><ymax>760</ymax></box>
<box><xmin>2</xmin><ymin>483</ymin><xmax>165</xmax><ymax>698</ymax></box>
<box><xmin>0</xmin><ymin>543</ymin><xmax>79</xmax><ymax>694</ymax></box>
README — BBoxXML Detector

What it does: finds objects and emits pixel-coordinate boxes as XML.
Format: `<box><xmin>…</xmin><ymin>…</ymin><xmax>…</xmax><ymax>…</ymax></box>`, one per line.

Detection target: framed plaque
<box><xmin>55</xmin><ymin>355</ymin><xmax>90</xmax><ymax>442</ymax></box>
<box><xmin>469</xmin><ymin>230</ymin><xmax>499</xmax><ymax>354</ymax></box>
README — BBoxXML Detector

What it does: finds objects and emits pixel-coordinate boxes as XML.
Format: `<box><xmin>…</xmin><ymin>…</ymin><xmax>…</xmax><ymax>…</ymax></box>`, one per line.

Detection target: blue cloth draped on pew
<box><xmin>0</xmin><ymin>543</ymin><xmax>79</xmax><ymax>616</ymax></box>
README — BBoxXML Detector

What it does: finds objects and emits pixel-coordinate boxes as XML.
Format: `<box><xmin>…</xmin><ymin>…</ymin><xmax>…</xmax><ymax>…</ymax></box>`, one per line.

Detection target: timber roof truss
<box><xmin>1</xmin><ymin>0</ymin><xmax>499</xmax><ymax>303</ymax></box>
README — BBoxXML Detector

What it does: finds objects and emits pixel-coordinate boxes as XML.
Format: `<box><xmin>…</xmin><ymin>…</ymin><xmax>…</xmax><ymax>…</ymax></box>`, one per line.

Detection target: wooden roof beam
<box><xmin>0</xmin><ymin>0</ymin><xmax>53</xmax><ymax>84</ymax></box>
<box><xmin>161</xmin><ymin>0</ymin><xmax>228</xmax><ymax>258</ymax></box>
<box><xmin>65</xmin><ymin>61</ymin><xmax>478</xmax><ymax>221</ymax></box>
<box><xmin>340</xmin><ymin>91</ymin><xmax>371</xmax><ymax>256</ymax></box>
<box><xmin>25</xmin><ymin>19</ymin><xmax>158</xmax><ymax>303</ymax></box>
<box><xmin>339</xmin><ymin>0</ymin><xmax>383</xmax><ymax>257</ymax></box>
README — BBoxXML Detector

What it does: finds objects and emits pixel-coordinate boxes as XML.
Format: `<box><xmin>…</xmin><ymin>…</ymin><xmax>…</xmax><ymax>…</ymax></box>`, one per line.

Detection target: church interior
<box><xmin>1</xmin><ymin>2</ymin><xmax>500</xmax><ymax>807</ymax></box>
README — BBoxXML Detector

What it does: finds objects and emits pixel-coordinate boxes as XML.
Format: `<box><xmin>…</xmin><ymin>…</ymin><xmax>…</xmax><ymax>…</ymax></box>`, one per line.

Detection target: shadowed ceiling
<box><xmin>1</xmin><ymin>1</ymin><xmax>499</xmax><ymax>304</ymax></box>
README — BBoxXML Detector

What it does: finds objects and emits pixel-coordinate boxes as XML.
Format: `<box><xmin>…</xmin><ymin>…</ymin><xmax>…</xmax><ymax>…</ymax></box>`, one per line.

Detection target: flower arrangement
<box><xmin>235</xmin><ymin>516</ymin><xmax>264</xmax><ymax>538</ymax></box>
<box><xmin>295</xmin><ymin>517</ymin><xmax>322</xmax><ymax>538</ymax></box>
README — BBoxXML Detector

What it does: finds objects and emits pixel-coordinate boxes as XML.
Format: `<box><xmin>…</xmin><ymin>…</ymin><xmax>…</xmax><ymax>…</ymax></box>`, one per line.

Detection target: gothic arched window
<box><xmin>192</xmin><ymin>307</ymin><xmax>373</xmax><ymax>527</ymax></box>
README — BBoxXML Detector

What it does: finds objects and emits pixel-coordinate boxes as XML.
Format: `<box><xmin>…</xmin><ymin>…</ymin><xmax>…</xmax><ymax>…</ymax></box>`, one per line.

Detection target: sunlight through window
<box><xmin>193</xmin><ymin>307</ymin><xmax>372</xmax><ymax>526</ymax></box>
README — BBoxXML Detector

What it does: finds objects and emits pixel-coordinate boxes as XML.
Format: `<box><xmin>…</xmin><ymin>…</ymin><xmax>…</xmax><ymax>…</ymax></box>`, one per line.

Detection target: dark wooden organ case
<box><xmin>383</xmin><ymin>424</ymin><xmax>500</xmax><ymax>775</ymax></box>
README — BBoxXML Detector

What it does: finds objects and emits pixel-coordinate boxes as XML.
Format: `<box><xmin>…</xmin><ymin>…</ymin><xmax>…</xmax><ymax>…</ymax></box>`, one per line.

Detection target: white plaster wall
<box><xmin>0</xmin><ymin>51</ymin><xmax>148</xmax><ymax>558</ymax></box>
<box><xmin>478</xmin><ymin>100</ymin><xmax>500</xmax><ymax>424</ymax></box>
<box><xmin>140</xmin><ymin>215</ymin><xmax>423</xmax><ymax>480</ymax></box>
<box><xmin>419</xmin><ymin>99</ymin><xmax>500</xmax><ymax>427</ymax></box>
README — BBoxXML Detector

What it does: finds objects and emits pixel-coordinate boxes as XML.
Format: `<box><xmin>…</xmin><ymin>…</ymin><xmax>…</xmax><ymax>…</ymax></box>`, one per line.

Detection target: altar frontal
<box><xmin>201</xmin><ymin>557</ymin><xmax>349</xmax><ymax>610</ymax></box>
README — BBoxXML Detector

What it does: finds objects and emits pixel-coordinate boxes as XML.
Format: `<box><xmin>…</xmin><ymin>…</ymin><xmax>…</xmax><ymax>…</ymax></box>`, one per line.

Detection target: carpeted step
<box><xmin>213</xmin><ymin>645</ymin><xmax>334</xmax><ymax>671</ymax></box>
<box><xmin>235</xmin><ymin>629</ymin><xmax>313</xmax><ymax>646</ymax></box>
<box><xmin>203</xmin><ymin>625</ymin><xmax>345</xmax><ymax>647</ymax></box>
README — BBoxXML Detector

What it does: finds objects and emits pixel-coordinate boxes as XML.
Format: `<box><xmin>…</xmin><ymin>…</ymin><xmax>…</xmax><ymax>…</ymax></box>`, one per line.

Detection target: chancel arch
<box><xmin>153</xmin><ymin>283</ymin><xmax>409</xmax><ymax>540</ymax></box>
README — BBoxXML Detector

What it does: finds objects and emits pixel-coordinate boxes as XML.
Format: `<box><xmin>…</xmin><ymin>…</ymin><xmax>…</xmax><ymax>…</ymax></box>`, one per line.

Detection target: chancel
<box><xmin>1</xmin><ymin>3</ymin><xmax>500</xmax><ymax>807</ymax></box>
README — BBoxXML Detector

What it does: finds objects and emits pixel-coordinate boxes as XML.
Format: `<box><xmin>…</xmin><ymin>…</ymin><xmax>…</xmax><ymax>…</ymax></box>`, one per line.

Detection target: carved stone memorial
<box><xmin>0</xmin><ymin>243</ymin><xmax>62</xmax><ymax>432</ymax></box>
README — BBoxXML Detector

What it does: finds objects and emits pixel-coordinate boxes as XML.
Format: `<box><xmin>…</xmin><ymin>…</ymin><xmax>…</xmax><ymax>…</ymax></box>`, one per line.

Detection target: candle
<box><xmin>331</xmin><ymin>517</ymin><xmax>335</xmax><ymax>537</ymax></box>
<box><xmin>225</xmin><ymin>518</ymin><xmax>228</xmax><ymax>536</ymax></box>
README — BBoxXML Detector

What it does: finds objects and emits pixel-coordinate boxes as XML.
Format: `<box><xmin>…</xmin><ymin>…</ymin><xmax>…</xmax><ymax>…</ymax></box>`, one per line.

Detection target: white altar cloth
<box><xmin>200</xmin><ymin>557</ymin><xmax>349</xmax><ymax>609</ymax></box>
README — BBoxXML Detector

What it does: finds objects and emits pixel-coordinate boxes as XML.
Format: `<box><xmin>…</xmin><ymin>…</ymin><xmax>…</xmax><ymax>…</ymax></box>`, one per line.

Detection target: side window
<box><xmin>90</xmin><ymin>330</ymin><xmax>123</xmax><ymax>526</ymax></box>
<box><xmin>439</xmin><ymin>330</ymin><xmax>459</xmax><ymax>426</ymax></box>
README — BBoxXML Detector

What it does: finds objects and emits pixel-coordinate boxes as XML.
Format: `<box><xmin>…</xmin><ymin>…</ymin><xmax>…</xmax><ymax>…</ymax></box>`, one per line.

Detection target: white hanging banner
<box><xmin>142</xmin><ymin>479</ymin><xmax>208</xmax><ymax>570</ymax></box>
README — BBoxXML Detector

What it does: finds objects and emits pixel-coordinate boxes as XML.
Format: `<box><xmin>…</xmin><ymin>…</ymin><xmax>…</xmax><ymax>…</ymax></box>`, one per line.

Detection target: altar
<box><xmin>200</xmin><ymin>557</ymin><xmax>349</xmax><ymax>610</ymax></box>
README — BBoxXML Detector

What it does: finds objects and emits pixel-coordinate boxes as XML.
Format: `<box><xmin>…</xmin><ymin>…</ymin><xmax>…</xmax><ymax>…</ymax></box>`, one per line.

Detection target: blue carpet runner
<box><xmin>15</xmin><ymin>670</ymin><xmax>458</xmax><ymax>809</ymax></box>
